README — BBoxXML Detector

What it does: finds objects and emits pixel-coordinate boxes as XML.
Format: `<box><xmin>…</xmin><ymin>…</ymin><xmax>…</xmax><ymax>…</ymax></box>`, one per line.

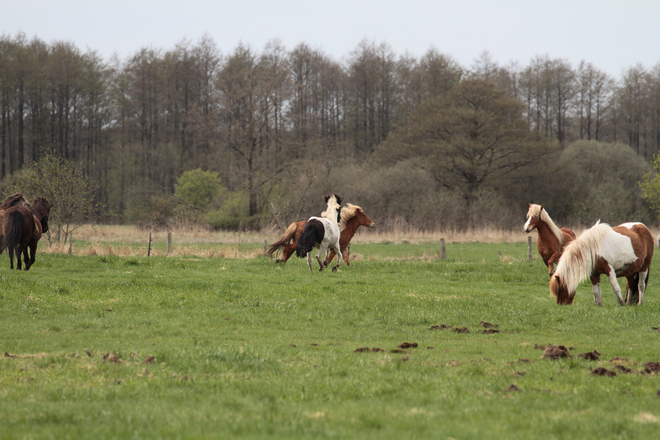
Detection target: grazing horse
<box><xmin>323</xmin><ymin>204</ymin><xmax>374</xmax><ymax>267</ymax></box>
<box><xmin>524</xmin><ymin>204</ymin><xmax>576</xmax><ymax>276</ymax></box>
<box><xmin>550</xmin><ymin>221</ymin><xmax>654</xmax><ymax>306</ymax></box>
<box><xmin>0</xmin><ymin>193</ymin><xmax>30</xmax><ymax>251</ymax></box>
<box><xmin>295</xmin><ymin>194</ymin><xmax>342</xmax><ymax>272</ymax></box>
<box><xmin>2</xmin><ymin>198</ymin><xmax>51</xmax><ymax>271</ymax></box>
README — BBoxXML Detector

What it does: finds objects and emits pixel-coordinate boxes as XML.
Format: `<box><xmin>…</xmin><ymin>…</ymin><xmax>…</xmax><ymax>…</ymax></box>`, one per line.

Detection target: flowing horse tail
<box><xmin>3</xmin><ymin>210</ymin><xmax>23</xmax><ymax>253</ymax></box>
<box><xmin>267</xmin><ymin>222</ymin><xmax>299</xmax><ymax>258</ymax></box>
<box><xmin>295</xmin><ymin>220</ymin><xmax>324</xmax><ymax>258</ymax></box>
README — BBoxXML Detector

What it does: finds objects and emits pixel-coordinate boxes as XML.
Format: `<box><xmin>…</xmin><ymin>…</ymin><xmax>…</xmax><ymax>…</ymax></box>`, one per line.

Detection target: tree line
<box><xmin>1</xmin><ymin>33</ymin><xmax>659</xmax><ymax>230</ymax></box>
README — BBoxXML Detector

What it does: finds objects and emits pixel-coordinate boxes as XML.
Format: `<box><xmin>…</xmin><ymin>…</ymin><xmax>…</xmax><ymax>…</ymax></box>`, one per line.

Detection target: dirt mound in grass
<box><xmin>103</xmin><ymin>352</ymin><xmax>124</xmax><ymax>364</ymax></box>
<box><xmin>453</xmin><ymin>327</ymin><xmax>470</xmax><ymax>334</ymax></box>
<box><xmin>591</xmin><ymin>367</ymin><xmax>616</xmax><ymax>377</ymax></box>
<box><xmin>615</xmin><ymin>364</ymin><xmax>632</xmax><ymax>373</ymax></box>
<box><xmin>481</xmin><ymin>329</ymin><xmax>500</xmax><ymax>334</ymax></box>
<box><xmin>398</xmin><ymin>342</ymin><xmax>418</xmax><ymax>349</ymax></box>
<box><xmin>430</xmin><ymin>324</ymin><xmax>452</xmax><ymax>330</ymax></box>
<box><xmin>644</xmin><ymin>362</ymin><xmax>660</xmax><ymax>374</ymax></box>
<box><xmin>354</xmin><ymin>347</ymin><xmax>384</xmax><ymax>353</ymax></box>
<box><xmin>481</xmin><ymin>321</ymin><xmax>499</xmax><ymax>328</ymax></box>
<box><xmin>578</xmin><ymin>350</ymin><xmax>600</xmax><ymax>361</ymax></box>
<box><xmin>542</xmin><ymin>344</ymin><xmax>570</xmax><ymax>360</ymax></box>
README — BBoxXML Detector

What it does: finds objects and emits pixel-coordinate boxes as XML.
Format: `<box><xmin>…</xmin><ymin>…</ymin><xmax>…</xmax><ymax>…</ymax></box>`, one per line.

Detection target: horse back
<box><xmin>2</xmin><ymin>206</ymin><xmax>35</xmax><ymax>250</ymax></box>
<box><xmin>611</xmin><ymin>223</ymin><xmax>654</xmax><ymax>273</ymax></box>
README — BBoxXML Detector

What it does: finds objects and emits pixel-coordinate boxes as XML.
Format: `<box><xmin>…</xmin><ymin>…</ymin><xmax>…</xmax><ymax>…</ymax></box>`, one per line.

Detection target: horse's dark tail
<box><xmin>296</xmin><ymin>220</ymin><xmax>324</xmax><ymax>258</ymax></box>
<box><xmin>3</xmin><ymin>210</ymin><xmax>23</xmax><ymax>253</ymax></box>
<box><xmin>267</xmin><ymin>222</ymin><xmax>299</xmax><ymax>258</ymax></box>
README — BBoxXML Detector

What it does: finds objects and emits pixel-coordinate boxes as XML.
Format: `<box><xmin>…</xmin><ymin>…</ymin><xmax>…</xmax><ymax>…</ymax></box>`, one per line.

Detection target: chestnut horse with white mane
<box><xmin>524</xmin><ymin>204</ymin><xmax>576</xmax><ymax>276</ymax></box>
<box><xmin>550</xmin><ymin>221</ymin><xmax>654</xmax><ymax>306</ymax></box>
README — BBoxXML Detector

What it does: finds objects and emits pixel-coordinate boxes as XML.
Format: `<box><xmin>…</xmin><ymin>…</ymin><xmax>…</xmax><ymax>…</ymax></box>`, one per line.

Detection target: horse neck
<box><xmin>535</xmin><ymin>219</ymin><xmax>563</xmax><ymax>247</ymax></box>
<box><xmin>342</xmin><ymin>216</ymin><xmax>360</xmax><ymax>238</ymax></box>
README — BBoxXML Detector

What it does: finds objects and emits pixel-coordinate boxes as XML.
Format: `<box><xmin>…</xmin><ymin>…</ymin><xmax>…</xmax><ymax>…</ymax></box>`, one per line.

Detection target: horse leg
<box><xmin>316</xmin><ymin>245</ymin><xmax>328</xmax><ymax>272</ymax></box>
<box><xmin>15</xmin><ymin>246</ymin><xmax>23</xmax><ymax>271</ymax></box>
<box><xmin>8</xmin><ymin>247</ymin><xmax>14</xmax><ymax>270</ymax></box>
<box><xmin>590</xmin><ymin>274</ymin><xmax>602</xmax><ymax>307</ymax></box>
<box><xmin>306</xmin><ymin>252</ymin><xmax>313</xmax><ymax>273</ymax></box>
<box><xmin>23</xmin><ymin>247</ymin><xmax>30</xmax><ymax>271</ymax></box>
<box><xmin>605</xmin><ymin>265</ymin><xmax>625</xmax><ymax>306</ymax></box>
<box><xmin>637</xmin><ymin>270</ymin><xmax>648</xmax><ymax>305</ymax></box>
<box><xmin>332</xmin><ymin>244</ymin><xmax>342</xmax><ymax>272</ymax></box>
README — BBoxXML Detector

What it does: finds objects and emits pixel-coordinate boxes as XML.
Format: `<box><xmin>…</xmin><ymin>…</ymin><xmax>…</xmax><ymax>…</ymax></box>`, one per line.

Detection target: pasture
<box><xmin>1</xmin><ymin>236</ymin><xmax>660</xmax><ymax>439</ymax></box>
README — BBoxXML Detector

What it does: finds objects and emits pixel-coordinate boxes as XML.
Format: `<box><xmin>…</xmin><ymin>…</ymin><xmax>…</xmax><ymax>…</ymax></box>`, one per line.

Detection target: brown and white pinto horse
<box><xmin>2</xmin><ymin>197</ymin><xmax>51</xmax><ymax>271</ymax></box>
<box><xmin>550</xmin><ymin>222</ymin><xmax>653</xmax><ymax>306</ymax></box>
<box><xmin>295</xmin><ymin>194</ymin><xmax>342</xmax><ymax>272</ymax></box>
<box><xmin>323</xmin><ymin>204</ymin><xmax>374</xmax><ymax>267</ymax></box>
<box><xmin>267</xmin><ymin>203</ymin><xmax>374</xmax><ymax>266</ymax></box>
<box><xmin>524</xmin><ymin>204</ymin><xmax>576</xmax><ymax>276</ymax></box>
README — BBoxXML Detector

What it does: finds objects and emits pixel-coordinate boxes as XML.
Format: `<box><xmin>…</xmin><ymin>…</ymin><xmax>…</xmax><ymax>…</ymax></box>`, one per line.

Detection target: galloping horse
<box><xmin>0</xmin><ymin>193</ymin><xmax>30</xmax><ymax>251</ymax></box>
<box><xmin>524</xmin><ymin>204</ymin><xmax>576</xmax><ymax>276</ymax></box>
<box><xmin>550</xmin><ymin>221</ymin><xmax>654</xmax><ymax>306</ymax></box>
<box><xmin>267</xmin><ymin>203</ymin><xmax>373</xmax><ymax>266</ymax></box>
<box><xmin>323</xmin><ymin>204</ymin><xmax>374</xmax><ymax>267</ymax></box>
<box><xmin>2</xmin><ymin>198</ymin><xmax>51</xmax><ymax>271</ymax></box>
<box><xmin>295</xmin><ymin>194</ymin><xmax>342</xmax><ymax>272</ymax></box>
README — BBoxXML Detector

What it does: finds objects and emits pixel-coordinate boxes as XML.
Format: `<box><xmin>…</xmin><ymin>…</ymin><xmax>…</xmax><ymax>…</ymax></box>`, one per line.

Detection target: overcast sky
<box><xmin>2</xmin><ymin>0</ymin><xmax>659</xmax><ymax>78</ymax></box>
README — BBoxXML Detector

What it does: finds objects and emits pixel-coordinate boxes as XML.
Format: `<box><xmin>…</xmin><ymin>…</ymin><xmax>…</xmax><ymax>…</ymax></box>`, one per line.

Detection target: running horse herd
<box><xmin>1</xmin><ymin>191</ymin><xmax>654</xmax><ymax>308</ymax></box>
<box><xmin>268</xmin><ymin>196</ymin><xmax>656</xmax><ymax>307</ymax></box>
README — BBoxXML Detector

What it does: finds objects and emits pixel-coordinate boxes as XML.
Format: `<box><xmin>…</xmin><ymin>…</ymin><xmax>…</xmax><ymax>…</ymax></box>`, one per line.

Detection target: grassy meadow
<box><xmin>1</xmin><ymin>230</ymin><xmax>660</xmax><ymax>439</ymax></box>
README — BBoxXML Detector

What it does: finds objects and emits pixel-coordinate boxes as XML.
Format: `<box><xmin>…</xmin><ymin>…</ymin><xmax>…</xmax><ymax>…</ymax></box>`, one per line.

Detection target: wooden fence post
<box><xmin>147</xmin><ymin>232</ymin><xmax>152</xmax><ymax>257</ymax></box>
<box><xmin>264</xmin><ymin>240</ymin><xmax>268</xmax><ymax>256</ymax></box>
<box><xmin>440</xmin><ymin>238</ymin><xmax>446</xmax><ymax>260</ymax></box>
<box><xmin>68</xmin><ymin>234</ymin><xmax>73</xmax><ymax>255</ymax></box>
<box><xmin>167</xmin><ymin>232</ymin><xmax>172</xmax><ymax>256</ymax></box>
<box><xmin>528</xmin><ymin>236</ymin><xmax>533</xmax><ymax>260</ymax></box>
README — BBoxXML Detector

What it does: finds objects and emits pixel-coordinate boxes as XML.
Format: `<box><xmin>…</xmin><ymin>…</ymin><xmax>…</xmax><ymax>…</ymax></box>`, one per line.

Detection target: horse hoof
<box><xmin>332</xmin><ymin>266</ymin><xmax>338</xmax><ymax>272</ymax></box>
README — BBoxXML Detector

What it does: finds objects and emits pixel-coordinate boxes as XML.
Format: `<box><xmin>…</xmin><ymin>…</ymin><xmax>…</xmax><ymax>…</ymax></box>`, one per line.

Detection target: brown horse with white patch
<box><xmin>524</xmin><ymin>204</ymin><xmax>576</xmax><ymax>276</ymax></box>
<box><xmin>268</xmin><ymin>203</ymin><xmax>374</xmax><ymax>266</ymax></box>
<box><xmin>550</xmin><ymin>221</ymin><xmax>653</xmax><ymax>306</ymax></box>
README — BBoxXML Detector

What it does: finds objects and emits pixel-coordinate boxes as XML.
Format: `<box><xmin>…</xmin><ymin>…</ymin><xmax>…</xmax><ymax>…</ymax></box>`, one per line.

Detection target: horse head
<box><xmin>30</xmin><ymin>198</ymin><xmax>52</xmax><ymax>233</ymax></box>
<box><xmin>524</xmin><ymin>203</ymin><xmax>544</xmax><ymax>233</ymax></box>
<box><xmin>550</xmin><ymin>274</ymin><xmax>574</xmax><ymax>305</ymax></box>
<box><xmin>352</xmin><ymin>205</ymin><xmax>375</xmax><ymax>229</ymax></box>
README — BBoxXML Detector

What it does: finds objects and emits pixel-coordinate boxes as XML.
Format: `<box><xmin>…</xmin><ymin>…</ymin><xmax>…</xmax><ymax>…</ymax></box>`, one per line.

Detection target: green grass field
<box><xmin>1</xmin><ymin>241</ymin><xmax>660</xmax><ymax>439</ymax></box>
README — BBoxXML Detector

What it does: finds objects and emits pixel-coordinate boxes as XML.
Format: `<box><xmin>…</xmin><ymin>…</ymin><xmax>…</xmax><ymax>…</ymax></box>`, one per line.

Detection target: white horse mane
<box><xmin>527</xmin><ymin>204</ymin><xmax>564</xmax><ymax>244</ymax></box>
<box><xmin>320</xmin><ymin>195</ymin><xmax>341</xmax><ymax>224</ymax></box>
<box><xmin>337</xmin><ymin>203</ymin><xmax>362</xmax><ymax>231</ymax></box>
<box><xmin>554</xmin><ymin>221</ymin><xmax>611</xmax><ymax>294</ymax></box>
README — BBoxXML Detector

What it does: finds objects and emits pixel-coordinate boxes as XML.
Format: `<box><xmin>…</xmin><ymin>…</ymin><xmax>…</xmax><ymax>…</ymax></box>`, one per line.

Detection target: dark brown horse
<box><xmin>524</xmin><ymin>204</ymin><xmax>576</xmax><ymax>276</ymax></box>
<box><xmin>268</xmin><ymin>203</ymin><xmax>374</xmax><ymax>266</ymax></box>
<box><xmin>2</xmin><ymin>197</ymin><xmax>51</xmax><ymax>270</ymax></box>
<box><xmin>0</xmin><ymin>193</ymin><xmax>30</xmax><ymax>250</ymax></box>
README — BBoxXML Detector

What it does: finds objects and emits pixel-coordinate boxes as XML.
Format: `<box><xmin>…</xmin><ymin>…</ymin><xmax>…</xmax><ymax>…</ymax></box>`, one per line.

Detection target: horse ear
<box><xmin>335</xmin><ymin>193</ymin><xmax>343</xmax><ymax>205</ymax></box>
<box><xmin>324</xmin><ymin>195</ymin><xmax>330</xmax><ymax>203</ymax></box>
<box><xmin>540</xmin><ymin>204</ymin><xmax>544</xmax><ymax>212</ymax></box>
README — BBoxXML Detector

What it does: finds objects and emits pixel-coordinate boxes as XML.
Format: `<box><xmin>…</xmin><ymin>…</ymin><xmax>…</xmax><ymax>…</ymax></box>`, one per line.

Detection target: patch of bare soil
<box><xmin>142</xmin><ymin>355</ymin><xmax>155</xmax><ymax>364</ymax></box>
<box><xmin>453</xmin><ymin>327</ymin><xmax>470</xmax><ymax>334</ymax></box>
<box><xmin>652</xmin><ymin>327</ymin><xmax>660</xmax><ymax>332</ymax></box>
<box><xmin>354</xmin><ymin>347</ymin><xmax>380</xmax><ymax>353</ymax></box>
<box><xmin>398</xmin><ymin>342</ymin><xmax>418</xmax><ymax>349</ymax></box>
<box><xmin>102</xmin><ymin>352</ymin><xmax>124</xmax><ymax>364</ymax></box>
<box><xmin>481</xmin><ymin>329</ymin><xmax>500</xmax><ymax>334</ymax></box>
<box><xmin>401</xmin><ymin>356</ymin><xmax>409</xmax><ymax>362</ymax></box>
<box><xmin>534</xmin><ymin>344</ymin><xmax>546</xmax><ymax>350</ymax></box>
<box><xmin>591</xmin><ymin>367</ymin><xmax>616</xmax><ymax>377</ymax></box>
<box><xmin>430</xmin><ymin>324</ymin><xmax>452</xmax><ymax>330</ymax></box>
<box><xmin>542</xmin><ymin>344</ymin><xmax>570</xmax><ymax>360</ymax></box>
<box><xmin>515</xmin><ymin>371</ymin><xmax>526</xmax><ymax>377</ymax></box>
<box><xmin>644</xmin><ymin>362</ymin><xmax>660</xmax><ymax>374</ymax></box>
<box><xmin>518</xmin><ymin>358</ymin><xmax>531</xmax><ymax>363</ymax></box>
<box><xmin>3</xmin><ymin>352</ymin><xmax>17</xmax><ymax>358</ymax></box>
<box><xmin>508</xmin><ymin>384</ymin><xmax>520</xmax><ymax>391</ymax></box>
<box><xmin>610</xmin><ymin>357</ymin><xmax>629</xmax><ymax>362</ymax></box>
<box><xmin>481</xmin><ymin>321</ymin><xmax>499</xmax><ymax>328</ymax></box>
<box><xmin>615</xmin><ymin>364</ymin><xmax>632</xmax><ymax>374</ymax></box>
<box><xmin>578</xmin><ymin>350</ymin><xmax>601</xmax><ymax>361</ymax></box>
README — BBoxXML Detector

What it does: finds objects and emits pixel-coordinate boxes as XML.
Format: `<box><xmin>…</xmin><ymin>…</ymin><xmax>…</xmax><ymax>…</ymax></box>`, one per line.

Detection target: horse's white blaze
<box><xmin>523</xmin><ymin>216</ymin><xmax>532</xmax><ymax>231</ymax></box>
<box><xmin>600</xmin><ymin>230</ymin><xmax>638</xmax><ymax>274</ymax></box>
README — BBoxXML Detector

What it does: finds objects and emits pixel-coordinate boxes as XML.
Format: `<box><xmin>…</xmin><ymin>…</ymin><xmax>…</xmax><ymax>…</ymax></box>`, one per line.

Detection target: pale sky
<box><xmin>2</xmin><ymin>0</ymin><xmax>659</xmax><ymax>78</ymax></box>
